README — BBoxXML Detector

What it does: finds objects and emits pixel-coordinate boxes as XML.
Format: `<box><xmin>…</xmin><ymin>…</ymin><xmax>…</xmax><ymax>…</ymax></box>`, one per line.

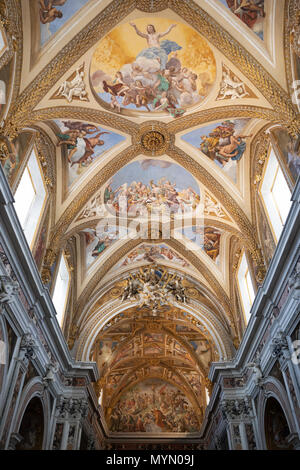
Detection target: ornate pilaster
<box><xmin>51</xmin><ymin>396</ymin><xmax>88</xmax><ymax>450</ymax></box>
<box><xmin>271</xmin><ymin>331</ymin><xmax>300</xmax><ymax>433</ymax></box>
<box><xmin>0</xmin><ymin>333</ymin><xmax>37</xmax><ymax>448</ymax></box>
<box><xmin>221</xmin><ymin>397</ymin><xmax>258</xmax><ymax>450</ymax></box>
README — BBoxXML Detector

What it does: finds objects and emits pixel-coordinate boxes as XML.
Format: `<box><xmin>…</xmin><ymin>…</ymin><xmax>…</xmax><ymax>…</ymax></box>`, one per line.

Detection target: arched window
<box><xmin>259</xmin><ymin>146</ymin><xmax>292</xmax><ymax>242</ymax></box>
<box><xmin>236</xmin><ymin>251</ymin><xmax>256</xmax><ymax>324</ymax></box>
<box><xmin>52</xmin><ymin>252</ymin><xmax>71</xmax><ymax>328</ymax></box>
<box><xmin>14</xmin><ymin>146</ymin><xmax>48</xmax><ymax>249</ymax></box>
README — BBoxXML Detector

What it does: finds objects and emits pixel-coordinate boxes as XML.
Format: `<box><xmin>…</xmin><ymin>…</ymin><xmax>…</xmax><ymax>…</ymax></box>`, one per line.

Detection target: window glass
<box><xmin>237</xmin><ymin>252</ymin><xmax>256</xmax><ymax>324</ymax></box>
<box><xmin>52</xmin><ymin>253</ymin><xmax>70</xmax><ymax>327</ymax></box>
<box><xmin>260</xmin><ymin>148</ymin><xmax>292</xmax><ymax>242</ymax></box>
<box><xmin>13</xmin><ymin>147</ymin><xmax>47</xmax><ymax>248</ymax></box>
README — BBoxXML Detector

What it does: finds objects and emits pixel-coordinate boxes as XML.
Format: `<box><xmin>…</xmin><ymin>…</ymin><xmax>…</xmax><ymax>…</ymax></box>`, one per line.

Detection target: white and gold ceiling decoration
<box><xmin>0</xmin><ymin>0</ymin><xmax>299</xmax><ymax>437</ymax></box>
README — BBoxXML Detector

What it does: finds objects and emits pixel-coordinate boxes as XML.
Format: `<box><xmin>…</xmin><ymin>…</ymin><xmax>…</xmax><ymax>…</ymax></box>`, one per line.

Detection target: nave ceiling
<box><xmin>0</xmin><ymin>0</ymin><xmax>299</xmax><ymax>436</ymax></box>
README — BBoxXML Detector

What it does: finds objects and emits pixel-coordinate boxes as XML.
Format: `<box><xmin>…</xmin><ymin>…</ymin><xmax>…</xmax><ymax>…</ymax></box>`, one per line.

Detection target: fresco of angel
<box><xmin>56</xmin><ymin>121</ymin><xmax>110</xmax><ymax>167</ymax></box>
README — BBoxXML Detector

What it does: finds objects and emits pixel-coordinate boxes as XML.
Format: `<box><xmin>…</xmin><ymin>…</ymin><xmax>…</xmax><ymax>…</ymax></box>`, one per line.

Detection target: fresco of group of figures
<box><xmin>38</xmin><ymin>0</ymin><xmax>89</xmax><ymax>45</ymax></box>
<box><xmin>219</xmin><ymin>0</ymin><xmax>265</xmax><ymax>40</ymax></box>
<box><xmin>182</xmin><ymin>119</ymin><xmax>251</xmax><ymax>183</ymax></box>
<box><xmin>104</xmin><ymin>159</ymin><xmax>201</xmax><ymax>217</ymax></box>
<box><xmin>175</xmin><ymin>226</ymin><xmax>221</xmax><ymax>263</ymax></box>
<box><xmin>109</xmin><ymin>378</ymin><xmax>199</xmax><ymax>433</ymax></box>
<box><xmin>90</xmin><ymin>18</ymin><xmax>216</xmax><ymax>116</ymax></box>
<box><xmin>83</xmin><ymin>224</ymin><xmax>128</xmax><ymax>268</ymax></box>
<box><xmin>54</xmin><ymin>120</ymin><xmax>125</xmax><ymax>186</ymax></box>
<box><xmin>115</xmin><ymin>244</ymin><xmax>190</xmax><ymax>268</ymax></box>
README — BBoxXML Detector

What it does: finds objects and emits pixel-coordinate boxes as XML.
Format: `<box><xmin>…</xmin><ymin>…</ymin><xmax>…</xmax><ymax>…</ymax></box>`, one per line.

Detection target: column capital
<box><xmin>56</xmin><ymin>396</ymin><xmax>89</xmax><ymax>420</ymax></box>
<box><xmin>271</xmin><ymin>331</ymin><xmax>290</xmax><ymax>361</ymax></box>
<box><xmin>221</xmin><ymin>397</ymin><xmax>253</xmax><ymax>422</ymax></box>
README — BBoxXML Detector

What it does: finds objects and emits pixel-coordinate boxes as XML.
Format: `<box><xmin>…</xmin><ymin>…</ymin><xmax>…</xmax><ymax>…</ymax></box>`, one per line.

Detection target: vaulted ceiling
<box><xmin>0</xmin><ymin>0</ymin><xmax>298</xmax><ymax>437</ymax></box>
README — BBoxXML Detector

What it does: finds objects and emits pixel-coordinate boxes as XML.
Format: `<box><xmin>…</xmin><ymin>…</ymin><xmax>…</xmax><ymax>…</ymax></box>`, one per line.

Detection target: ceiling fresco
<box><xmin>105</xmin><ymin>159</ymin><xmax>201</xmax><ymax>217</ymax></box>
<box><xmin>114</xmin><ymin>244</ymin><xmax>191</xmax><ymax>269</ymax></box>
<box><xmin>109</xmin><ymin>378</ymin><xmax>200</xmax><ymax>433</ymax></box>
<box><xmin>175</xmin><ymin>226</ymin><xmax>222</xmax><ymax>263</ymax></box>
<box><xmin>218</xmin><ymin>0</ymin><xmax>265</xmax><ymax>40</ymax></box>
<box><xmin>2</xmin><ymin>0</ymin><xmax>297</xmax><ymax>441</ymax></box>
<box><xmin>90</xmin><ymin>18</ymin><xmax>216</xmax><ymax>116</ymax></box>
<box><xmin>82</xmin><ymin>223</ymin><xmax>128</xmax><ymax>269</ymax></box>
<box><xmin>54</xmin><ymin>120</ymin><xmax>125</xmax><ymax>186</ymax></box>
<box><xmin>39</xmin><ymin>0</ymin><xmax>90</xmax><ymax>46</ymax></box>
<box><xmin>181</xmin><ymin>118</ymin><xmax>251</xmax><ymax>183</ymax></box>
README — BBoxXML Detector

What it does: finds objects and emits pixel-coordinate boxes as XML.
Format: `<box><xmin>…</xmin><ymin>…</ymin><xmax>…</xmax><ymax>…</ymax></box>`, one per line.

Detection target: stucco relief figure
<box><xmin>39</xmin><ymin>0</ymin><xmax>67</xmax><ymax>24</ymax></box>
<box><xmin>217</xmin><ymin>65</ymin><xmax>249</xmax><ymax>100</ymax></box>
<box><xmin>57</xmin><ymin>67</ymin><xmax>88</xmax><ymax>103</ymax></box>
<box><xmin>204</xmin><ymin>194</ymin><xmax>226</xmax><ymax>218</ymax></box>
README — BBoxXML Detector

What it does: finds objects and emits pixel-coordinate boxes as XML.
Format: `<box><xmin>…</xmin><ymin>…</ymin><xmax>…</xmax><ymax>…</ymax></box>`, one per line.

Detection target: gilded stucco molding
<box><xmin>29</xmin><ymin>106</ymin><xmax>139</xmax><ymax>136</ymax></box>
<box><xmin>166</xmin><ymin>0</ymin><xmax>299</xmax><ymax>133</ymax></box>
<box><xmin>2</xmin><ymin>0</ymin><xmax>137</xmax><ymax>139</ymax></box>
<box><xmin>0</xmin><ymin>0</ymin><xmax>18</xmax><ymax>70</ymax></box>
<box><xmin>167</xmin><ymin>106</ymin><xmax>280</xmax><ymax>135</ymax></box>
<box><xmin>284</xmin><ymin>0</ymin><xmax>295</xmax><ymax>98</ymax></box>
<box><xmin>0</xmin><ymin>0</ymin><xmax>23</xmax><ymax>127</ymax></box>
<box><xmin>3</xmin><ymin>0</ymin><xmax>299</xmax><ymax>140</ymax></box>
<box><xmin>72</xmin><ymin>237</ymin><xmax>233</xmax><ymax>327</ymax></box>
<box><xmin>48</xmin><ymin>144</ymin><xmax>141</xmax><ymax>253</ymax></box>
<box><xmin>167</xmin><ymin>145</ymin><xmax>264</xmax><ymax>274</ymax></box>
<box><xmin>75</xmin><ymin>298</ymin><xmax>232</xmax><ymax>361</ymax></box>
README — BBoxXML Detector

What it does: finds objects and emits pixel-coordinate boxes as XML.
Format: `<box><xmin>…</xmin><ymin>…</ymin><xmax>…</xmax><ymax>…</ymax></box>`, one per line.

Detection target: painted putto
<box><xmin>109</xmin><ymin>378</ymin><xmax>200</xmax><ymax>433</ymax></box>
<box><xmin>90</xmin><ymin>18</ymin><xmax>216</xmax><ymax>116</ymax></box>
<box><xmin>104</xmin><ymin>159</ymin><xmax>201</xmax><ymax>217</ymax></box>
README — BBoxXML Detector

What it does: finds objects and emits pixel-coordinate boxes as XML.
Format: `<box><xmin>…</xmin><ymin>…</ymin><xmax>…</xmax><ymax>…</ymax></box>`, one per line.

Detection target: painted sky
<box><xmin>40</xmin><ymin>0</ymin><xmax>89</xmax><ymax>45</ymax></box>
<box><xmin>108</xmin><ymin>159</ymin><xmax>200</xmax><ymax>194</ymax></box>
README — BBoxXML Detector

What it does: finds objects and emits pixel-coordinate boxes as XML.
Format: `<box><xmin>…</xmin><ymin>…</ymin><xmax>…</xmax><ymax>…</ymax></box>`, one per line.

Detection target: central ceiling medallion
<box><xmin>141</xmin><ymin>129</ymin><xmax>165</xmax><ymax>154</ymax></box>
